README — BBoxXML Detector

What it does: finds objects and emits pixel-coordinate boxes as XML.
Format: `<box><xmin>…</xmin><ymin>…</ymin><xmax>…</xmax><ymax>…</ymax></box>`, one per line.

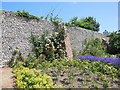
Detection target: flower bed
<box><xmin>12</xmin><ymin>64</ymin><xmax>62</xmax><ymax>88</ymax></box>
<box><xmin>74</xmin><ymin>55</ymin><xmax>120</xmax><ymax>66</ymax></box>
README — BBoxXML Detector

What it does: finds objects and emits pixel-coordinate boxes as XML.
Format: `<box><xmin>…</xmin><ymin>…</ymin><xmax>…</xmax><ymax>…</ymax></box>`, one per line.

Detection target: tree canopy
<box><xmin>66</xmin><ymin>16</ymin><xmax>100</xmax><ymax>32</ymax></box>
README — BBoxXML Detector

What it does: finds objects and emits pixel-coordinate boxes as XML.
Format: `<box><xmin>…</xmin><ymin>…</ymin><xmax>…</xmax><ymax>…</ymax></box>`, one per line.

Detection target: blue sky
<box><xmin>1</xmin><ymin>2</ymin><xmax>118</xmax><ymax>33</ymax></box>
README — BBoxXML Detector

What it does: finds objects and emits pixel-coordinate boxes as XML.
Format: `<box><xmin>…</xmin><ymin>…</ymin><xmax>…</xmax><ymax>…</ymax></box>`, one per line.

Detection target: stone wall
<box><xmin>0</xmin><ymin>10</ymin><xmax>109</xmax><ymax>67</ymax></box>
<box><xmin>0</xmin><ymin>10</ymin><xmax>57</xmax><ymax>66</ymax></box>
<box><xmin>0</xmin><ymin>10</ymin><xmax>2</xmax><ymax>67</ymax></box>
<box><xmin>65</xmin><ymin>26</ymin><xmax>109</xmax><ymax>53</ymax></box>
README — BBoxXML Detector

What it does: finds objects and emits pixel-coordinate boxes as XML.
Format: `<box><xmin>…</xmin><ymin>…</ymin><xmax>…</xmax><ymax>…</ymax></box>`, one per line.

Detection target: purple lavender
<box><xmin>74</xmin><ymin>55</ymin><xmax>120</xmax><ymax>66</ymax></box>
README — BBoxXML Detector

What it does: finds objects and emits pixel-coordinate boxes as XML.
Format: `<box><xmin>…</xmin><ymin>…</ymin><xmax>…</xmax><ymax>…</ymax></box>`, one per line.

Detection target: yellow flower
<box><xmin>33</xmin><ymin>84</ymin><xmax>40</xmax><ymax>88</ymax></box>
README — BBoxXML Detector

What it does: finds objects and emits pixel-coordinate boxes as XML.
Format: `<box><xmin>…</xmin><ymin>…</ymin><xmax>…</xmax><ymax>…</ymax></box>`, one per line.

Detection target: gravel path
<box><xmin>0</xmin><ymin>67</ymin><xmax>14</xmax><ymax>88</ymax></box>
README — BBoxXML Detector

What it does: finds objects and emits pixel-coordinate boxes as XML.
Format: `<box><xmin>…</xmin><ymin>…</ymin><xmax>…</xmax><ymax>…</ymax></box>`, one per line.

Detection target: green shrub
<box><xmin>8</xmin><ymin>49</ymin><xmax>24</xmax><ymax>68</ymax></box>
<box><xmin>81</xmin><ymin>38</ymin><xmax>118</xmax><ymax>58</ymax></box>
<box><xmin>107</xmin><ymin>31</ymin><xmax>120</xmax><ymax>54</ymax></box>
<box><xmin>82</xmin><ymin>38</ymin><xmax>108</xmax><ymax>57</ymax></box>
<box><xmin>12</xmin><ymin>64</ymin><xmax>62</xmax><ymax>88</ymax></box>
<box><xmin>8</xmin><ymin>50</ymin><xmax>41</xmax><ymax>68</ymax></box>
<box><xmin>31</xmin><ymin>27</ymin><xmax>66</xmax><ymax>62</ymax></box>
<box><xmin>116</xmin><ymin>54</ymin><xmax>120</xmax><ymax>58</ymax></box>
<box><xmin>16</xmin><ymin>10</ymin><xmax>40</xmax><ymax>20</ymax></box>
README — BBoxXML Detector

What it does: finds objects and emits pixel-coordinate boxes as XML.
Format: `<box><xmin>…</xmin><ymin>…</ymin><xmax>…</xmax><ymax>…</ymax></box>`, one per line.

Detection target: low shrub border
<box><xmin>12</xmin><ymin>62</ymin><xmax>62</xmax><ymax>88</ymax></box>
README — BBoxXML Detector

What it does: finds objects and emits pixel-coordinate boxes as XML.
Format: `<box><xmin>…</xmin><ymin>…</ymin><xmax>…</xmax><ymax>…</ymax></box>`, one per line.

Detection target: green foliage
<box><xmin>82</xmin><ymin>38</ymin><xmax>108</xmax><ymax>57</ymax></box>
<box><xmin>23</xmin><ymin>54</ymin><xmax>40</xmax><ymax>68</ymax></box>
<box><xmin>16</xmin><ymin>10</ymin><xmax>40</xmax><ymax>20</ymax></box>
<box><xmin>81</xmin><ymin>38</ymin><xmax>117</xmax><ymax>58</ymax></box>
<box><xmin>8</xmin><ymin>49</ymin><xmax>24</xmax><ymax>68</ymax></box>
<box><xmin>31</xmin><ymin>27</ymin><xmax>66</xmax><ymax>62</ymax></box>
<box><xmin>44</xmin><ymin>9</ymin><xmax>62</xmax><ymax>23</ymax></box>
<box><xmin>12</xmin><ymin>64</ymin><xmax>62</xmax><ymax>88</ymax></box>
<box><xmin>103</xmin><ymin>30</ymin><xmax>110</xmax><ymax>35</ymax></box>
<box><xmin>16</xmin><ymin>9</ymin><xmax>62</xmax><ymax>24</ymax></box>
<box><xmin>107</xmin><ymin>31</ymin><xmax>120</xmax><ymax>54</ymax></box>
<box><xmin>66</xmin><ymin>16</ymin><xmax>100</xmax><ymax>32</ymax></box>
<box><xmin>16</xmin><ymin>10</ymin><xmax>102</xmax><ymax>31</ymax></box>
<box><xmin>9</xmin><ymin>52</ymin><xmax>119</xmax><ymax>88</ymax></box>
<box><xmin>8</xmin><ymin>26</ymin><xmax>66</xmax><ymax>68</ymax></box>
<box><xmin>116</xmin><ymin>54</ymin><xmax>120</xmax><ymax>58</ymax></box>
<box><xmin>38</xmin><ymin>58</ymin><xmax>119</xmax><ymax>78</ymax></box>
<box><xmin>38</xmin><ymin>58</ymin><xmax>119</xmax><ymax>88</ymax></box>
<box><xmin>8</xmin><ymin>50</ymin><xmax>39</xmax><ymax>68</ymax></box>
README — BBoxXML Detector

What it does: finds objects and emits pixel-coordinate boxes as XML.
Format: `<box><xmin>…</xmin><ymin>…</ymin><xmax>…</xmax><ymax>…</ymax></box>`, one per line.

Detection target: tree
<box><xmin>118</xmin><ymin>30</ymin><xmax>120</xmax><ymax>32</ymax></box>
<box><xmin>68</xmin><ymin>16</ymin><xmax>100</xmax><ymax>32</ymax></box>
<box><xmin>103</xmin><ymin>30</ymin><xmax>109</xmax><ymax>34</ymax></box>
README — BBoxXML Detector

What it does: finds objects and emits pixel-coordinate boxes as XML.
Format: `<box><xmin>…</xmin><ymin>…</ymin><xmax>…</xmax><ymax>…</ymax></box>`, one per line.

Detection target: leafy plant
<box><xmin>48</xmin><ymin>9</ymin><xmax>62</xmax><ymax>23</ymax></box>
<box><xmin>16</xmin><ymin>10</ymin><xmax>40</xmax><ymax>20</ymax></box>
<box><xmin>12</xmin><ymin>65</ymin><xmax>62</xmax><ymax>88</ymax></box>
<box><xmin>8</xmin><ymin>49</ymin><xmax>24</xmax><ymax>67</ymax></box>
<box><xmin>65</xmin><ymin>16</ymin><xmax>100</xmax><ymax>32</ymax></box>
<box><xmin>31</xmin><ymin>26</ymin><xmax>66</xmax><ymax>62</ymax></box>
<box><xmin>8</xmin><ymin>49</ymin><xmax>43</xmax><ymax>68</ymax></box>
<box><xmin>107</xmin><ymin>31</ymin><xmax>120</xmax><ymax>54</ymax></box>
<box><xmin>82</xmin><ymin>38</ymin><xmax>108</xmax><ymax>57</ymax></box>
<box><xmin>16</xmin><ymin>10</ymin><xmax>62</xmax><ymax>24</ymax></box>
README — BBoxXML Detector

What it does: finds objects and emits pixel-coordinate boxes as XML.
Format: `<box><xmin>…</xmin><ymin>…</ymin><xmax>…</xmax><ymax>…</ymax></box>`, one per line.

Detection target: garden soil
<box><xmin>0</xmin><ymin>67</ymin><xmax>14</xmax><ymax>88</ymax></box>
